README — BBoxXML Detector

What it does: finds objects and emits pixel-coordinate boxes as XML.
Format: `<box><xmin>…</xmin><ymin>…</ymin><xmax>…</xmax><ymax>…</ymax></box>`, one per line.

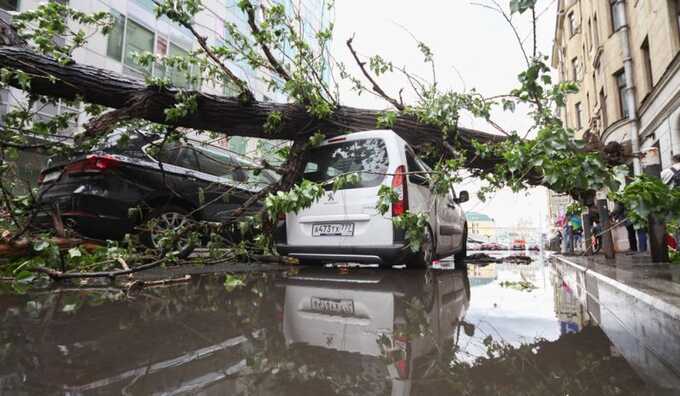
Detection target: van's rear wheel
<box><xmin>407</xmin><ymin>228</ymin><xmax>434</xmax><ymax>269</ymax></box>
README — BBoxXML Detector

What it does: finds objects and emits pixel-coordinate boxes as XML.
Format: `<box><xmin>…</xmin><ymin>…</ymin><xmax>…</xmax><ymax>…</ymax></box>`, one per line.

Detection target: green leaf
<box><xmin>68</xmin><ymin>247</ymin><xmax>82</xmax><ymax>258</ymax></box>
<box><xmin>33</xmin><ymin>240</ymin><xmax>50</xmax><ymax>252</ymax></box>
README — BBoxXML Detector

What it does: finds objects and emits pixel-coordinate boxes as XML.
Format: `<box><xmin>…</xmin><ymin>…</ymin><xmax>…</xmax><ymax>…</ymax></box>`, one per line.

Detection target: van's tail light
<box><xmin>391</xmin><ymin>165</ymin><xmax>408</xmax><ymax>216</ymax></box>
<box><xmin>63</xmin><ymin>155</ymin><xmax>120</xmax><ymax>175</ymax></box>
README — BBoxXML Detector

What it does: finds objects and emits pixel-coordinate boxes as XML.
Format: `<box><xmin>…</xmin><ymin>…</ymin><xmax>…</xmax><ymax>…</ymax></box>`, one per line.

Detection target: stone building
<box><xmin>550</xmin><ymin>0</ymin><xmax>680</xmax><ymax>213</ymax></box>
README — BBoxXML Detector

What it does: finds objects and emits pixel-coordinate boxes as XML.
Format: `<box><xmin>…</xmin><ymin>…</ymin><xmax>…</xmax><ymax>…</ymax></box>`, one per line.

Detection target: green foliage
<box><xmin>368</xmin><ymin>55</ymin><xmax>393</xmax><ymax>76</ymax></box>
<box><xmin>610</xmin><ymin>175</ymin><xmax>680</xmax><ymax>229</ymax></box>
<box><xmin>224</xmin><ymin>274</ymin><xmax>246</xmax><ymax>291</ymax></box>
<box><xmin>164</xmin><ymin>92</ymin><xmax>198</xmax><ymax>122</ymax></box>
<box><xmin>393</xmin><ymin>211</ymin><xmax>430</xmax><ymax>252</ymax></box>
<box><xmin>331</xmin><ymin>172</ymin><xmax>360</xmax><ymax>192</ymax></box>
<box><xmin>509</xmin><ymin>0</ymin><xmax>538</xmax><ymax>14</ymax></box>
<box><xmin>376</xmin><ymin>185</ymin><xmax>399</xmax><ymax>215</ymax></box>
<box><xmin>500</xmin><ymin>280</ymin><xmax>538</xmax><ymax>292</ymax></box>
<box><xmin>153</xmin><ymin>0</ymin><xmax>203</xmax><ymax>25</ymax></box>
<box><xmin>565</xmin><ymin>202</ymin><xmax>584</xmax><ymax>216</ymax></box>
<box><xmin>264</xmin><ymin>111</ymin><xmax>284</xmax><ymax>134</ymax></box>
<box><xmin>264</xmin><ymin>179</ymin><xmax>325</xmax><ymax>219</ymax></box>
<box><xmin>12</xmin><ymin>2</ymin><xmax>113</xmax><ymax>64</ymax></box>
<box><xmin>376</xmin><ymin>111</ymin><xmax>397</xmax><ymax>128</ymax></box>
<box><xmin>307</xmin><ymin>131</ymin><xmax>326</xmax><ymax>147</ymax></box>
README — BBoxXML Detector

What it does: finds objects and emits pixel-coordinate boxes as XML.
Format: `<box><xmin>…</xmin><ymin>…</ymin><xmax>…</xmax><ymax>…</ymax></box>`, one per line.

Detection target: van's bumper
<box><xmin>275</xmin><ymin>244</ymin><xmax>411</xmax><ymax>264</ymax></box>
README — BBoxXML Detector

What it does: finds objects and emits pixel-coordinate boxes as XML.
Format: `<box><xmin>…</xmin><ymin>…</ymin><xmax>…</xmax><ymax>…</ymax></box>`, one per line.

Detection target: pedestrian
<box><xmin>569</xmin><ymin>214</ymin><xmax>583</xmax><ymax>251</ymax></box>
<box><xmin>661</xmin><ymin>153</ymin><xmax>680</xmax><ymax>244</ymax></box>
<box><xmin>611</xmin><ymin>202</ymin><xmax>638</xmax><ymax>253</ymax></box>
<box><xmin>660</xmin><ymin>154</ymin><xmax>680</xmax><ymax>188</ymax></box>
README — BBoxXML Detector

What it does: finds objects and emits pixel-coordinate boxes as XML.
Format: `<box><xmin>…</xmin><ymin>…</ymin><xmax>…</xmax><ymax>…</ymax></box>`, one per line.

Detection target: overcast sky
<box><xmin>328</xmin><ymin>0</ymin><xmax>559</xmax><ymax>229</ymax></box>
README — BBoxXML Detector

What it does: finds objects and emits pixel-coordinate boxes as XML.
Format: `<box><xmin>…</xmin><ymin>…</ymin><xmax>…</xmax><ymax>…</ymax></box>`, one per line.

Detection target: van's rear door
<box><xmin>286</xmin><ymin>136</ymin><xmax>395</xmax><ymax>247</ymax></box>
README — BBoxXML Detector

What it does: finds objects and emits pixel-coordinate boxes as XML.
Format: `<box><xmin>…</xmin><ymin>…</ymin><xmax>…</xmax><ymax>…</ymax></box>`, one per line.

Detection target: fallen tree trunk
<box><xmin>0</xmin><ymin>45</ymin><xmax>504</xmax><ymax>171</ymax></box>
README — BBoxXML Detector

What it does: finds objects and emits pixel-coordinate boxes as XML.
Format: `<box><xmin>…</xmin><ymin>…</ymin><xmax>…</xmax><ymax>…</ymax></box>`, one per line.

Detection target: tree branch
<box><xmin>346</xmin><ymin>36</ymin><xmax>405</xmax><ymax>111</ymax></box>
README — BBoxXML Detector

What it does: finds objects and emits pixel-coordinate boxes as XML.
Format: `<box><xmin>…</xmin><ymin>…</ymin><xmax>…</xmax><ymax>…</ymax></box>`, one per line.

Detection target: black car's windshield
<box><xmin>192</xmin><ymin>145</ymin><xmax>278</xmax><ymax>187</ymax></box>
<box><xmin>303</xmin><ymin>138</ymin><xmax>389</xmax><ymax>189</ymax></box>
<box><xmin>147</xmin><ymin>141</ymin><xmax>278</xmax><ymax>188</ymax></box>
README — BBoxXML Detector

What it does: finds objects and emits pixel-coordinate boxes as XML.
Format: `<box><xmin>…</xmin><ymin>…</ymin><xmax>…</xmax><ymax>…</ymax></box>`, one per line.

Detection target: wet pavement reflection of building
<box><xmin>1</xmin><ymin>252</ymin><xmax>678</xmax><ymax>395</ymax></box>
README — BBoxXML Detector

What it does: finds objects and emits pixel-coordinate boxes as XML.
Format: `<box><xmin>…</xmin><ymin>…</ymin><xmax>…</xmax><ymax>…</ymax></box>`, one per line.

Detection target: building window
<box><xmin>124</xmin><ymin>19</ymin><xmax>154</xmax><ymax>74</ymax></box>
<box><xmin>571</xmin><ymin>58</ymin><xmax>579</xmax><ymax>80</ymax></box>
<box><xmin>586</xmin><ymin>93</ymin><xmax>591</xmax><ymax>118</ymax></box>
<box><xmin>168</xmin><ymin>43</ymin><xmax>191</xmax><ymax>88</ymax></box>
<box><xmin>588</xmin><ymin>19</ymin><xmax>593</xmax><ymax>49</ymax></box>
<box><xmin>614</xmin><ymin>69</ymin><xmax>629</xmax><ymax>119</ymax></box>
<box><xmin>568</xmin><ymin>11</ymin><xmax>577</xmax><ymax>36</ymax></box>
<box><xmin>575</xmin><ymin>102</ymin><xmax>583</xmax><ymax>129</ymax></box>
<box><xmin>610</xmin><ymin>0</ymin><xmax>624</xmax><ymax>32</ymax></box>
<box><xmin>593</xmin><ymin>15</ymin><xmax>600</xmax><ymax>46</ymax></box>
<box><xmin>106</xmin><ymin>11</ymin><xmax>126</xmax><ymax>61</ymax></box>
<box><xmin>105</xmin><ymin>12</ymin><xmax>196</xmax><ymax>87</ymax></box>
<box><xmin>0</xmin><ymin>0</ymin><xmax>18</xmax><ymax>11</ymax></box>
<box><xmin>641</xmin><ymin>37</ymin><xmax>653</xmax><ymax>92</ymax></box>
<box><xmin>600</xmin><ymin>89</ymin><xmax>608</xmax><ymax>127</ymax></box>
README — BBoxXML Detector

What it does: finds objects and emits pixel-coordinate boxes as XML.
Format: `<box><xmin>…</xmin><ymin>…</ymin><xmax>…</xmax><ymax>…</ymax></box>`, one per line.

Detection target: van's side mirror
<box><xmin>458</xmin><ymin>190</ymin><xmax>469</xmax><ymax>203</ymax></box>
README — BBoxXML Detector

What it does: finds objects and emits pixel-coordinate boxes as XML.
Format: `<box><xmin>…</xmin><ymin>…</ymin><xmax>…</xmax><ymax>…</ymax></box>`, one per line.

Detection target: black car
<box><xmin>36</xmin><ymin>133</ymin><xmax>278</xmax><ymax>244</ymax></box>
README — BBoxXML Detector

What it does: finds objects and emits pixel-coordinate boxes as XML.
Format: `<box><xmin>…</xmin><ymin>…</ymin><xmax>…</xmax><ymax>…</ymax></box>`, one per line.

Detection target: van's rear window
<box><xmin>303</xmin><ymin>138</ymin><xmax>389</xmax><ymax>189</ymax></box>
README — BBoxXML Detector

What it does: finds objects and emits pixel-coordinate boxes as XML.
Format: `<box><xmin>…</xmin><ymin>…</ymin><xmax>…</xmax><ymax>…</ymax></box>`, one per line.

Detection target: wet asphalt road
<box><xmin>1</xmin><ymin>251</ymin><xmax>678</xmax><ymax>395</ymax></box>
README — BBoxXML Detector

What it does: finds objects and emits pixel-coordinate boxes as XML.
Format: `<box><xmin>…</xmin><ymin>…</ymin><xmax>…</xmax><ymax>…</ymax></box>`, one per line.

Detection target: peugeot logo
<box><xmin>327</xmin><ymin>192</ymin><xmax>335</xmax><ymax>202</ymax></box>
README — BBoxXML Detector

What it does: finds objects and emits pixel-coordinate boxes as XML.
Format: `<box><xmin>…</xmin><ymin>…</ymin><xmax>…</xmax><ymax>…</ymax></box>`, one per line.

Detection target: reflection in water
<box><xmin>0</xmin><ymin>258</ymin><xmax>677</xmax><ymax>395</ymax></box>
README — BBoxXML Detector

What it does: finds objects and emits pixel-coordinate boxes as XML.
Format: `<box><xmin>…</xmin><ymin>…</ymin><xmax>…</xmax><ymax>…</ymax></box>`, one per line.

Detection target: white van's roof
<box><xmin>319</xmin><ymin>129</ymin><xmax>406</xmax><ymax>147</ymax></box>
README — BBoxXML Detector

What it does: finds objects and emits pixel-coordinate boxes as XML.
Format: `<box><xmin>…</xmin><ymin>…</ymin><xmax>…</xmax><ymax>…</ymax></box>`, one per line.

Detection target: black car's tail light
<box><xmin>63</xmin><ymin>155</ymin><xmax>121</xmax><ymax>175</ymax></box>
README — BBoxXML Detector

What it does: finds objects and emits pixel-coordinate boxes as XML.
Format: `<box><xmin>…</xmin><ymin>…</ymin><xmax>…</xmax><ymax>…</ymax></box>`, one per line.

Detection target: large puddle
<box><xmin>1</xmin><ymin>252</ymin><xmax>678</xmax><ymax>395</ymax></box>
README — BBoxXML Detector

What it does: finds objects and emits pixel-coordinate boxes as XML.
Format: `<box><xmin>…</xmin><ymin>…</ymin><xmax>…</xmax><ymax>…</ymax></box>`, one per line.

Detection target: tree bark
<box><xmin>0</xmin><ymin>46</ymin><xmax>504</xmax><ymax>171</ymax></box>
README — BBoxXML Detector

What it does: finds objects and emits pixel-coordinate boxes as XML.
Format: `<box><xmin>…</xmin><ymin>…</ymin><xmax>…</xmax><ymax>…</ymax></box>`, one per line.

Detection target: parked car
<box><xmin>274</xmin><ymin>130</ymin><xmax>469</xmax><ymax>268</ymax></box>
<box><xmin>480</xmin><ymin>242</ymin><xmax>503</xmax><ymax>251</ymax></box>
<box><xmin>468</xmin><ymin>242</ymin><xmax>483</xmax><ymax>251</ymax></box>
<box><xmin>36</xmin><ymin>132</ymin><xmax>277</xmax><ymax>245</ymax></box>
<box><xmin>511</xmin><ymin>239</ymin><xmax>527</xmax><ymax>250</ymax></box>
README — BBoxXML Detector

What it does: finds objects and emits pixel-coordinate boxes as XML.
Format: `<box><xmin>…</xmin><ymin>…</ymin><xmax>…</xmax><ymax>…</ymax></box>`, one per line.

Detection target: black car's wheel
<box><xmin>453</xmin><ymin>225</ymin><xmax>468</xmax><ymax>270</ymax></box>
<box><xmin>407</xmin><ymin>227</ymin><xmax>434</xmax><ymax>269</ymax></box>
<box><xmin>144</xmin><ymin>205</ymin><xmax>196</xmax><ymax>258</ymax></box>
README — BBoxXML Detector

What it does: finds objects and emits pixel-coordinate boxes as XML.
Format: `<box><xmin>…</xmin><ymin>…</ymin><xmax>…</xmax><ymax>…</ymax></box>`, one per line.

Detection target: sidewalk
<box><xmin>552</xmin><ymin>254</ymin><xmax>680</xmax><ymax>321</ymax></box>
<box><xmin>552</xmin><ymin>254</ymin><xmax>680</xmax><ymax>389</ymax></box>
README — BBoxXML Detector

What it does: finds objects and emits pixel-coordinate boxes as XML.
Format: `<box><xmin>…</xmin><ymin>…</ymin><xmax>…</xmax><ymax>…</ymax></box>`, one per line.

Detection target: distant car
<box><xmin>480</xmin><ymin>242</ymin><xmax>503</xmax><ymax>251</ymax></box>
<box><xmin>468</xmin><ymin>242</ymin><xmax>483</xmax><ymax>251</ymax></box>
<box><xmin>511</xmin><ymin>239</ymin><xmax>527</xmax><ymax>250</ymax></box>
<box><xmin>275</xmin><ymin>130</ymin><xmax>469</xmax><ymax>268</ymax></box>
<box><xmin>36</xmin><ymin>133</ymin><xmax>277</xmax><ymax>245</ymax></box>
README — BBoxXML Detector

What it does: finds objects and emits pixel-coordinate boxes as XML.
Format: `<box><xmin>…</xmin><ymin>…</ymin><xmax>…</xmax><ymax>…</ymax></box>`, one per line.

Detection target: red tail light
<box><xmin>393</xmin><ymin>335</ymin><xmax>410</xmax><ymax>379</ymax></box>
<box><xmin>391</xmin><ymin>165</ymin><xmax>408</xmax><ymax>216</ymax></box>
<box><xmin>64</xmin><ymin>155</ymin><xmax>120</xmax><ymax>175</ymax></box>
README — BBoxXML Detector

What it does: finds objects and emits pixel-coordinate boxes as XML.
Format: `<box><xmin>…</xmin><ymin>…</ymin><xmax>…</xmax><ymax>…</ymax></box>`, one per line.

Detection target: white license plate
<box><xmin>42</xmin><ymin>171</ymin><xmax>61</xmax><ymax>183</ymax></box>
<box><xmin>310</xmin><ymin>297</ymin><xmax>355</xmax><ymax>315</ymax></box>
<box><xmin>312</xmin><ymin>223</ymin><xmax>354</xmax><ymax>236</ymax></box>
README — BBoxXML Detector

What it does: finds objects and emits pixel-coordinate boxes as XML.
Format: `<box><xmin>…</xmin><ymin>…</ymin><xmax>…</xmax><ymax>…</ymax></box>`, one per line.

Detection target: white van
<box><xmin>274</xmin><ymin>130</ymin><xmax>469</xmax><ymax>268</ymax></box>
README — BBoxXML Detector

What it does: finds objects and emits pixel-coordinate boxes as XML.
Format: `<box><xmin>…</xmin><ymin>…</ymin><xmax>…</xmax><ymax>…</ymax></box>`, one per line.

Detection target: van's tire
<box><xmin>143</xmin><ymin>204</ymin><xmax>196</xmax><ymax>259</ymax></box>
<box><xmin>407</xmin><ymin>227</ymin><xmax>434</xmax><ymax>269</ymax></box>
<box><xmin>454</xmin><ymin>225</ymin><xmax>468</xmax><ymax>270</ymax></box>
